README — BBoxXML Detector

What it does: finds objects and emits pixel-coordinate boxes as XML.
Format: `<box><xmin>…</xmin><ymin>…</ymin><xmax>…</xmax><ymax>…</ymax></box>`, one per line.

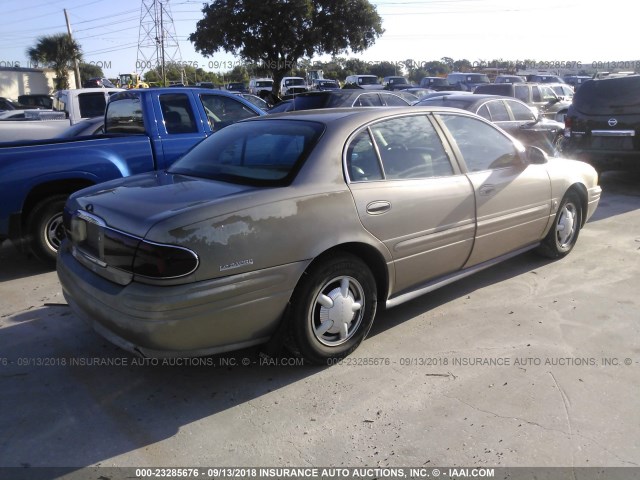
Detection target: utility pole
<box><xmin>160</xmin><ymin>2</ymin><xmax>166</xmax><ymax>87</ymax></box>
<box><xmin>64</xmin><ymin>9</ymin><xmax>82</xmax><ymax>88</ymax></box>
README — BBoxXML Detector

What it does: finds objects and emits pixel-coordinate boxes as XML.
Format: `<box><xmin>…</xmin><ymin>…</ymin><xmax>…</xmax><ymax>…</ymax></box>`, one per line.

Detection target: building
<box><xmin>0</xmin><ymin>66</ymin><xmax>77</xmax><ymax>100</ymax></box>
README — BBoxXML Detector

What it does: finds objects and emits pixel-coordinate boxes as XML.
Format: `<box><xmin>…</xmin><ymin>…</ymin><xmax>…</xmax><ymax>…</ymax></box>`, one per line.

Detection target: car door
<box><xmin>435</xmin><ymin>112</ymin><xmax>552</xmax><ymax>267</ymax></box>
<box><xmin>345</xmin><ymin>114</ymin><xmax>476</xmax><ymax>295</ymax></box>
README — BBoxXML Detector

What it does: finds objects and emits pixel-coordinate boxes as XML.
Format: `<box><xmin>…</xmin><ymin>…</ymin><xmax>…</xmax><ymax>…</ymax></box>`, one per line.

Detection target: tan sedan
<box><xmin>57</xmin><ymin>107</ymin><xmax>601</xmax><ymax>364</ymax></box>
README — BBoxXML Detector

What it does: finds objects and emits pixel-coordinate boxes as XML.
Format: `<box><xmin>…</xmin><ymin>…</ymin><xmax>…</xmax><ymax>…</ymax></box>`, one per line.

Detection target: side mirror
<box><xmin>526</xmin><ymin>145</ymin><xmax>548</xmax><ymax>164</ymax></box>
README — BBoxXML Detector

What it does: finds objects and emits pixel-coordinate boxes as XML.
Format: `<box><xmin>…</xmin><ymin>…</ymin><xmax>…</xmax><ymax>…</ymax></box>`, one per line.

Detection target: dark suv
<box><xmin>419</xmin><ymin>77</ymin><xmax>454</xmax><ymax>91</ymax></box>
<box><xmin>563</xmin><ymin>75</ymin><xmax>640</xmax><ymax>172</ymax></box>
<box><xmin>474</xmin><ymin>83</ymin><xmax>570</xmax><ymax>122</ymax></box>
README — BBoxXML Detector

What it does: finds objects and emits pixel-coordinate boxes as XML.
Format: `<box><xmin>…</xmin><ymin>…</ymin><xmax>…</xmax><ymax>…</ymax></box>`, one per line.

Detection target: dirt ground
<box><xmin>0</xmin><ymin>171</ymin><xmax>639</xmax><ymax>477</ymax></box>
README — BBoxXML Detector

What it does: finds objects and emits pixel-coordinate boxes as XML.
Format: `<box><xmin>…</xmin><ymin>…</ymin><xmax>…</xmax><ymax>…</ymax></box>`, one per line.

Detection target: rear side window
<box><xmin>368</xmin><ymin>115</ymin><xmax>454</xmax><ymax>179</ymax></box>
<box><xmin>573</xmin><ymin>77</ymin><xmax>640</xmax><ymax>114</ymax></box>
<box><xmin>77</xmin><ymin>93</ymin><xmax>107</xmax><ymax>118</ymax></box>
<box><xmin>105</xmin><ymin>94</ymin><xmax>145</xmax><ymax>133</ymax></box>
<box><xmin>439</xmin><ymin>114</ymin><xmax>522</xmax><ymax>172</ymax></box>
<box><xmin>486</xmin><ymin>101</ymin><xmax>510</xmax><ymax>121</ymax></box>
<box><xmin>160</xmin><ymin>94</ymin><xmax>197</xmax><ymax>134</ymax></box>
<box><xmin>354</xmin><ymin>93</ymin><xmax>382</xmax><ymax>107</ymax></box>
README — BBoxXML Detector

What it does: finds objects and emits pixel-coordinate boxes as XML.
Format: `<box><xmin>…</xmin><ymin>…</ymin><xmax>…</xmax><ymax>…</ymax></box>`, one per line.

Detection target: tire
<box><xmin>286</xmin><ymin>253</ymin><xmax>377</xmax><ymax>365</ymax></box>
<box><xmin>536</xmin><ymin>191</ymin><xmax>582</xmax><ymax>258</ymax></box>
<box><xmin>26</xmin><ymin>195</ymin><xmax>68</xmax><ymax>265</ymax></box>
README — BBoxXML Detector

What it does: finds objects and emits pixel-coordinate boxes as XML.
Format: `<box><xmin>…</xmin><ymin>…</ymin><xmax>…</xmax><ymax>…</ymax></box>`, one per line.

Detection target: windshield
<box><xmin>285</xmin><ymin>78</ymin><xmax>306</xmax><ymax>86</ymax></box>
<box><xmin>256</xmin><ymin>81</ymin><xmax>272</xmax><ymax>87</ymax></box>
<box><xmin>467</xmin><ymin>74</ymin><xmax>490</xmax><ymax>83</ymax></box>
<box><xmin>168</xmin><ymin>120</ymin><xmax>324</xmax><ymax>185</ymax></box>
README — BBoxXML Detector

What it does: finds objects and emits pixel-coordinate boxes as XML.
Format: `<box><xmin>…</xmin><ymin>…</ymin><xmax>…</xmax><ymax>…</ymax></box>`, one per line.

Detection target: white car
<box><xmin>280</xmin><ymin>77</ymin><xmax>308</xmax><ymax>96</ymax></box>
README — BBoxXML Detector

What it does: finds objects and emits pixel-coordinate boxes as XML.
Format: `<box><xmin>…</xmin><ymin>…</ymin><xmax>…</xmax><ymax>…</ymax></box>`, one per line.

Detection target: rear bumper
<box><xmin>57</xmin><ymin>242</ymin><xmax>308</xmax><ymax>358</ymax></box>
<box><xmin>564</xmin><ymin>144</ymin><xmax>640</xmax><ymax>171</ymax></box>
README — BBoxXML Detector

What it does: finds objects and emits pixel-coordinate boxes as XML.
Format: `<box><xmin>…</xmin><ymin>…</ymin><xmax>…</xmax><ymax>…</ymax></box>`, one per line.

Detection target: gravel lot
<box><xmin>1</xmin><ymin>171</ymin><xmax>639</xmax><ymax>476</ymax></box>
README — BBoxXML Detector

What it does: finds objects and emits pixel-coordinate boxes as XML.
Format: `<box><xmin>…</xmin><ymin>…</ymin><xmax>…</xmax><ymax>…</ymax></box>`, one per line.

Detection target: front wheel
<box><xmin>536</xmin><ymin>191</ymin><xmax>582</xmax><ymax>258</ymax></box>
<box><xmin>26</xmin><ymin>195</ymin><xmax>68</xmax><ymax>265</ymax></box>
<box><xmin>286</xmin><ymin>253</ymin><xmax>377</xmax><ymax>364</ymax></box>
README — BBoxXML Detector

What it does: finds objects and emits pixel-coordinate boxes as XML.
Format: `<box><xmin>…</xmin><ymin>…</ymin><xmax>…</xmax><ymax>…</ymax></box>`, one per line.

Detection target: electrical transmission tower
<box><xmin>137</xmin><ymin>0</ymin><xmax>183</xmax><ymax>86</ymax></box>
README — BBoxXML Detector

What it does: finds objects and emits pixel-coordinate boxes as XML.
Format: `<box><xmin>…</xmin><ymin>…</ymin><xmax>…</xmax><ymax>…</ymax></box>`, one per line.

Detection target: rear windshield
<box><xmin>476</xmin><ymin>84</ymin><xmax>510</xmax><ymax>94</ymax></box>
<box><xmin>573</xmin><ymin>76</ymin><xmax>640</xmax><ymax>114</ymax></box>
<box><xmin>421</xmin><ymin>99</ymin><xmax>471</xmax><ymax>110</ymax></box>
<box><xmin>168</xmin><ymin>120</ymin><xmax>324</xmax><ymax>185</ymax></box>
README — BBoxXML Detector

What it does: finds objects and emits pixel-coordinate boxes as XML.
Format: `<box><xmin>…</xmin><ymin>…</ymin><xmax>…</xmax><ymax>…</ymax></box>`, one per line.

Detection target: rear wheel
<box><xmin>286</xmin><ymin>253</ymin><xmax>377</xmax><ymax>364</ymax></box>
<box><xmin>26</xmin><ymin>195</ymin><xmax>68</xmax><ymax>265</ymax></box>
<box><xmin>536</xmin><ymin>191</ymin><xmax>582</xmax><ymax>258</ymax></box>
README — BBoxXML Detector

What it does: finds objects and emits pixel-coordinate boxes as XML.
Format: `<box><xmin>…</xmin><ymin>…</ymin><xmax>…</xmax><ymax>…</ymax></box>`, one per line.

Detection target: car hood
<box><xmin>68</xmin><ymin>171</ymin><xmax>261</xmax><ymax>238</ymax></box>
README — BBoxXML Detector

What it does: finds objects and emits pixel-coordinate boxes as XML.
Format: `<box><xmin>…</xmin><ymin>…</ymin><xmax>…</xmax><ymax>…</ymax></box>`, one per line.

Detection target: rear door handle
<box><xmin>479</xmin><ymin>184</ymin><xmax>496</xmax><ymax>196</ymax></box>
<box><xmin>366</xmin><ymin>201</ymin><xmax>391</xmax><ymax>215</ymax></box>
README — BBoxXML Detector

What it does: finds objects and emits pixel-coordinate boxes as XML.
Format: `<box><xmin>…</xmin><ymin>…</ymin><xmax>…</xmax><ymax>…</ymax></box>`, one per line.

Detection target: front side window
<box><xmin>381</xmin><ymin>93</ymin><xmax>409</xmax><ymax>106</ymax></box>
<box><xmin>438</xmin><ymin>114</ymin><xmax>522</xmax><ymax>172</ymax></box>
<box><xmin>368</xmin><ymin>115</ymin><xmax>454</xmax><ymax>179</ymax></box>
<box><xmin>199</xmin><ymin>94</ymin><xmax>257</xmax><ymax>131</ymax></box>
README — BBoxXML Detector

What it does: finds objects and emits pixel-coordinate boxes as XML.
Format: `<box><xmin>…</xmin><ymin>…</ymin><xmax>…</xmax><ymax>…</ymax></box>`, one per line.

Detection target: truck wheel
<box><xmin>26</xmin><ymin>195</ymin><xmax>68</xmax><ymax>265</ymax></box>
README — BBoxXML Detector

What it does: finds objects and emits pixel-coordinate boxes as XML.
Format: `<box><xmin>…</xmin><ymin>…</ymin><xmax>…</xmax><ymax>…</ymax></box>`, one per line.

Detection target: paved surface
<box><xmin>0</xmin><ymin>172</ymin><xmax>639</xmax><ymax>472</ymax></box>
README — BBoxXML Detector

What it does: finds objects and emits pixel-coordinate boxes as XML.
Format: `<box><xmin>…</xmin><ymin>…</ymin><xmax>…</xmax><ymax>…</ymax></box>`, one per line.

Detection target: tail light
<box><xmin>564</xmin><ymin>116</ymin><xmax>572</xmax><ymax>137</ymax></box>
<box><xmin>69</xmin><ymin>211</ymin><xmax>199</xmax><ymax>279</ymax></box>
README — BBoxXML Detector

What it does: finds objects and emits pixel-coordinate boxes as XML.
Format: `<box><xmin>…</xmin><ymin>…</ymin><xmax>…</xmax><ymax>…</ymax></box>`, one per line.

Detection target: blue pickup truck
<box><xmin>0</xmin><ymin>87</ymin><xmax>265</xmax><ymax>263</ymax></box>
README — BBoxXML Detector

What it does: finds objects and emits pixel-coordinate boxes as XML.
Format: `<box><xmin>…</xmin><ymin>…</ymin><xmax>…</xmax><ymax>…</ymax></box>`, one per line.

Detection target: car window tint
<box><xmin>532</xmin><ymin>86</ymin><xmax>542</xmax><ymax>102</ymax></box>
<box><xmin>77</xmin><ymin>93</ymin><xmax>107</xmax><ymax>118</ymax></box>
<box><xmin>346</xmin><ymin>130</ymin><xmax>383</xmax><ymax>182</ymax></box>
<box><xmin>169</xmin><ymin>120</ymin><xmax>324</xmax><ymax>185</ymax></box>
<box><xmin>476</xmin><ymin>104</ymin><xmax>491</xmax><ymax>120</ymax></box>
<box><xmin>105</xmin><ymin>94</ymin><xmax>145</xmax><ymax>133</ymax></box>
<box><xmin>487</xmin><ymin>101</ymin><xmax>510</xmax><ymax>121</ymax></box>
<box><xmin>199</xmin><ymin>94</ymin><xmax>257</xmax><ymax>131</ymax></box>
<box><xmin>160</xmin><ymin>94</ymin><xmax>197</xmax><ymax>134</ymax></box>
<box><xmin>439</xmin><ymin>114</ymin><xmax>522</xmax><ymax>172</ymax></box>
<box><xmin>354</xmin><ymin>93</ymin><xmax>383</xmax><ymax>107</ymax></box>
<box><xmin>369</xmin><ymin>115</ymin><xmax>454</xmax><ymax>179</ymax></box>
<box><xmin>514</xmin><ymin>85</ymin><xmax>529</xmax><ymax>102</ymax></box>
<box><xmin>507</xmin><ymin>100</ymin><xmax>536</xmax><ymax>121</ymax></box>
<box><xmin>381</xmin><ymin>93</ymin><xmax>409</xmax><ymax>106</ymax></box>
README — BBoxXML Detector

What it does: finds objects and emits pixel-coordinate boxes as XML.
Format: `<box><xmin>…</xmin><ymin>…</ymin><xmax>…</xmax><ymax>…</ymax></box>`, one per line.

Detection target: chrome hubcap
<box><xmin>311</xmin><ymin>276</ymin><xmax>364</xmax><ymax>347</ymax></box>
<box><xmin>556</xmin><ymin>203</ymin><xmax>576</xmax><ymax>248</ymax></box>
<box><xmin>45</xmin><ymin>213</ymin><xmax>65</xmax><ymax>252</ymax></box>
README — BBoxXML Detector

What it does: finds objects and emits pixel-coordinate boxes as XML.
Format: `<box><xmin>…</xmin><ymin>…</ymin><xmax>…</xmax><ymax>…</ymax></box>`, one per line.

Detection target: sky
<box><xmin>0</xmin><ymin>0</ymin><xmax>637</xmax><ymax>79</ymax></box>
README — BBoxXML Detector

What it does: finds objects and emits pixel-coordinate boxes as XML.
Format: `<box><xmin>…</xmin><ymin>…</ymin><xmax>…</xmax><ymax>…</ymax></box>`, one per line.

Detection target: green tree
<box><xmin>189</xmin><ymin>0</ymin><xmax>384</xmax><ymax>96</ymax></box>
<box><xmin>27</xmin><ymin>33</ymin><xmax>82</xmax><ymax>90</ymax></box>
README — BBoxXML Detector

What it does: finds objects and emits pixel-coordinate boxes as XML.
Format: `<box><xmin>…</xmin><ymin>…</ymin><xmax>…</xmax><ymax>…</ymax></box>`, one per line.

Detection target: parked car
<box><xmin>526</xmin><ymin>74</ymin><xmax>565</xmax><ymax>84</ymax></box>
<box><xmin>17</xmin><ymin>94</ymin><xmax>53</xmax><ymax>109</ymax></box>
<box><xmin>419</xmin><ymin>77</ymin><xmax>454</xmax><ymax>91</ymax></box>
<box><xmin>563</xmin><ymin>75</ymin><xmax>591</xmax><ymax>91</ymax></box>
<box><xmin>547</xmin><ymin>83</ymin><xmax>574</xmax><ymax>102</ymax></box>
<box><xmin>57</xmin><ymin>107</ymin><xmax>601</xmax><ymax>364</ymax></box>
<box><xmin>562</xmin><ymin>75</ymin><xmax>640</xmax><ymax>172</ymax></box>
<box><xmin>225</xmin><ymin>82</ymin><xmax>247</xmax><ymax>93</ymax></box>
<box><xmin>83</xmin><ymin>77</ymin><xmax>117</xmax><ymax>88</ymax></box>
<box><xmin>403</xmin><ymin>88</ymin><xmax>435</xmax><ymax>99</ymax></box>
<box><xmin>494</xmin><ymin>75</ymin><xmax>526</xmax><ymax>84</ymax></box>
<box><xmin>248</xmin><ymin>78</ymin><xmax>273</xmax><ymax>96</ymax></box>
<box><xmin>195</xmin><ymin>82</ymin><xmax>216</xmax><ymax>89</ymax></box>
<box><xmin>280</xmin><ymin>77</ymin><xmax>308</xmax><ymax>96</ymax></box>
<box><xmin>311</xmin><ymin>79</ymin><xmax>340</xmax><ymax>91</ymax></box>
<box><xmin>0</xmin><ymin>97</ymin><xmax>20</xmax><ymax>111</ymax></box>
<box><xmin>267</xmin><ymin>90</ymin><xmax>411</xmax><ymax>113</ymax></box>
<box><xmin>344</xmin><ymin>75</ymin><xmax>382</xmax><ymax>90</ymax></box>
<box><xmin>446</xmin><ymin>72</ymin><xmax>490</xmax><ymax>91</ymax></box>
<box><xmin>418</xmin><ymin>94</ymin><xmax>565</xmax><ymax>155</ymax></box>
<box><xmin>473</xmin><ymin>83</ymin><xmax>570</xmax><ymax>122</ymax></box>
<box><xmin>0</xmin><ymin>88</ymin><xmax>265</xmax><ymax>263</ymax></box>
<box><xmin>383</xmin><ymin>76</ymin><xmax>412</xmax><ymax>90</ymax></box>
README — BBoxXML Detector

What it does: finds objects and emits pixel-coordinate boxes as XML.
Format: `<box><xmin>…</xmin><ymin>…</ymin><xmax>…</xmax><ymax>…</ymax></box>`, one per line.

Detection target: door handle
<box><xmin>366</xmin><ymin>201</ymin><xmax>391</xmax><ymax>215</ymax></box>
<box><xmin>479</xmin><ymin>184</ymin><xmax>496</xmax><ymax>196</ymax></box>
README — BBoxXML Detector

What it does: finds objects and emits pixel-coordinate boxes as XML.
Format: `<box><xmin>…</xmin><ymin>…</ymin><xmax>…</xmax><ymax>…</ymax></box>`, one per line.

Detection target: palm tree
<box><xmin>27</xmin><ymin>33</ymin><xmax>82</xmax><ymax>90</ymax></box>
